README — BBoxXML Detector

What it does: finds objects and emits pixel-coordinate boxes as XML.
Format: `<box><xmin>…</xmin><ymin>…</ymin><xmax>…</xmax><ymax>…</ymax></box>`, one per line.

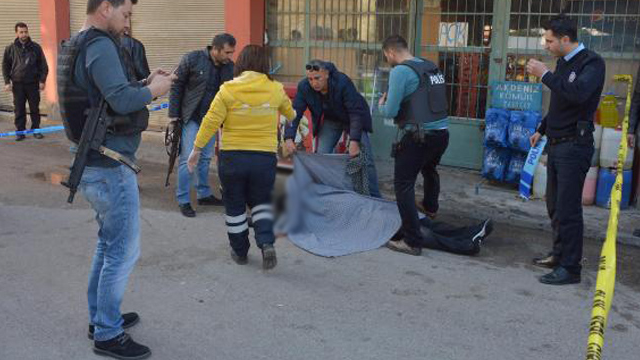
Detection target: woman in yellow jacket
<box><xmin>187</xmin><ymin>45</ymin><xmax>295</xmax><ymax>270</ymax></box>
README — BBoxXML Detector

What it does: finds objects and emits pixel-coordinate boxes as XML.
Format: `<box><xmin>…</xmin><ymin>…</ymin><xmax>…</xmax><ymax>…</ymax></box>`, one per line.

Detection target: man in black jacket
<box><xmin>120</xmin><ymin>25</ymin><xmax>150</xmax><ymax>81</ymax></box>
<box><xmin>169</xmin><ymin>33</ymin><xmax>235</xmax><ymax>217</ymax></box>
<box><xmin>527</xmin><ymin>14</ymin><xmax>605</xmax><ymax>285</ymax></box>
<box><xmin>2</xmin><ymin>22</ymin><xmax>48</xmax><ymax>141</ymax></box>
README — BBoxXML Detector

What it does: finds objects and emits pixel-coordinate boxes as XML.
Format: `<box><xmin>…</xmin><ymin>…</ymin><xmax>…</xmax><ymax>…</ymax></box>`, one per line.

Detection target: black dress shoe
<box><xmin>197</xmin><ymin>195</ymin><xmax>224</xmax><ymax>206</ymax></box>
<box><xmin>34</xmin><ymin>133</ymin><xmax>44</xmax><ymax>139</ymax></box>
<box><xmin>89</xmin><ymin>312</ymin><xmax>140</xmax><ymax>340</ymax></box>
<box><xmin>532</xmin><ymin>254</ymin><xmax>559</xmax><ymax>268</ymax></box>
<box><xmin>179</xmin><ymin>203</ymin><xmax>196</xmax><ymax>217</ymax></box>
<box><xmin>633</xmin><ymin>228</ymin><xmax>640</xmax><ymax>238</ymax></box>
<box><xmin>539</xmin><ymin>267</ymin><xmax>581</xmax><ymax>285</ymax></box>
<box><xmin>93</xmin><ymin>332</ymin><xmax>151</xmax><ymax>360</ymax></box>
<box><xmin>16</xmin><ymin>135</ymin><xmax>26</xmax><ymax>141</ymax></box>
<box><xmin>230</xmin><ymin>249</ymin><xmax>248</xmax><ymax>265</ymax></box>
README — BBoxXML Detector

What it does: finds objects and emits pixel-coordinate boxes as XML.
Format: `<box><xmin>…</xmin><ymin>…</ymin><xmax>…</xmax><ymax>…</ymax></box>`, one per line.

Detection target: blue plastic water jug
<box><xmin>595</xmin><ymin>168</ymin><xmax>632</xmax><ymax>209</ymax></box>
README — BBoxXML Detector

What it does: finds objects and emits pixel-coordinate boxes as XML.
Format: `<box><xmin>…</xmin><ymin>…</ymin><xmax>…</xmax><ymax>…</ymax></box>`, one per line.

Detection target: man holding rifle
<box><xmin>168</xmin><ymin>33</ymin><xmax>235</xmax><ymax>218</ymax></box>
<box><xmin>57</xmin><ymin>0</ymin><xmax>174</xmax><ymax>358</ymax></box>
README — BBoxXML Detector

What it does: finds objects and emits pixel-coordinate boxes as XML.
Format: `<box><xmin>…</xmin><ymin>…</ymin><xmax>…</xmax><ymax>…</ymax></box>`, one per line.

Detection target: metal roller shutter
<box><xmin>135</xmin><ymin>0</ymin><xmax>225</xmax><ymax>130</ymax></box>
<box><xmin>69</xmin><ymin>0</ymin><xmax>226</xmax><ymax>130</ymax></box>
<box><xmin>69</xmin><ymin>0</ymin><xmax>87</xmax><ymax>34</ymax></box>
<box><xmin>0</xmin><ymin>0</ymin><xmax>42</xmax><ymax>112</ymax></box>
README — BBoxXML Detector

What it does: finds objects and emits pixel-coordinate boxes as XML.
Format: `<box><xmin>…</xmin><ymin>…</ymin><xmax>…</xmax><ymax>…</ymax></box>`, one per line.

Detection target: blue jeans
<box><xmin>316</xmin><ymin>120</ymin><xmax>381</xmax><ymax>197</ymax></box>
<box><xmin>79</xmin><ymin>165</ymin><xmax>141</xmax><ymax>341</ymax></box>
<box><xmin>176</xmin><ymin>120</ymin><xmax>216</xmax><ymax>205</ymax></box>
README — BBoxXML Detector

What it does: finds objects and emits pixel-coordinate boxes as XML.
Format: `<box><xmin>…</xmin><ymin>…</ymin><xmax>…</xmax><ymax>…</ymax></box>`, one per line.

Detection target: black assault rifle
<box><xmin>62</xmin><ymin>100</ymin><xmax>141</xmax><ymax>203</ymax></box>
<box><xmin>164</xmin><ymin>118</ymin><xmax>182</xmax><ymax>187</ymax></box>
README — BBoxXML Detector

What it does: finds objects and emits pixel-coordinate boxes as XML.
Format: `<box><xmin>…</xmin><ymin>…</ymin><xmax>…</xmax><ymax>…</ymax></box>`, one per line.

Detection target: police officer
<box><xmin>57</xmin><ymin>0</ymin><xmax>174</xmax><ymax>358</ymax></box>
<box><xmin>379</xmin><ymin>35</ymin><xmax>449</xmax><ymax>256</ymax></box>
<box><xmin>527</xmin><ymin>14</ymin><xmax>605</xmax><ymax>285</ymax></box>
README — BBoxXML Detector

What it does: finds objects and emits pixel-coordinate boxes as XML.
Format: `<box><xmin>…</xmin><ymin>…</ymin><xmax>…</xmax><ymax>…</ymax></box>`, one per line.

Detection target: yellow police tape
<box><xmin>585</xmin><ymin>74</ymin><xmax>633</xmax><ymax>360</ymax></box>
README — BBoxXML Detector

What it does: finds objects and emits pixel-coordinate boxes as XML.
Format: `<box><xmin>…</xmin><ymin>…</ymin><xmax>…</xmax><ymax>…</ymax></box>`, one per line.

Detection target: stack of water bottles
<box><xmin>482</xmin><ymin>108</ymin><xmax>542</xmax><ymax>184</ymax></box>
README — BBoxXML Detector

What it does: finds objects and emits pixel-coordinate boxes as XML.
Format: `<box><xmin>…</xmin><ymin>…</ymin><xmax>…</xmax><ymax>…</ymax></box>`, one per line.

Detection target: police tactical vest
<box><xmin>57</xmin><ymin>27</ymin><xmax>148</xmax><ymax>143</ymax></box>
<box><xmin>394</xmin><ymin>58</ymin><xmax>448</xmax><ymax>127</ymax></box>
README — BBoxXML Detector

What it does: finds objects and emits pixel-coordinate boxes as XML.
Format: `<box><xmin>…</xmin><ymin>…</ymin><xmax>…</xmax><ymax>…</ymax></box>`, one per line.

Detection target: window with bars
<box><xmin>420</xmin><ymin>0</ymin><xmax>494</xmax><ymax>120</ymax></box>
<box><xmin>420</xmin><ymin>0</ymin><xmax>640</xmax><ymax>121</ymax></box>
<box><xmin>265</xmin><ymin>0</ymin><xmax>416</xmax><ymax>101</ymax></box>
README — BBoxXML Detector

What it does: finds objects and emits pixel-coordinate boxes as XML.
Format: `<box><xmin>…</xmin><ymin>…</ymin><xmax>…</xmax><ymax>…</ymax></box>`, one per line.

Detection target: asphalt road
<box><xmin>1</xmin><ymin>130</ymin><xmax>639</xmax><ymax>360</ymax></box>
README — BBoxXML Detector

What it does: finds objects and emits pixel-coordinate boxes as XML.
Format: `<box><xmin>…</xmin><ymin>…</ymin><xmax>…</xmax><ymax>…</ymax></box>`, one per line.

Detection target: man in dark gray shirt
<box><xmin>59</xmin><ymin>1</ymin><xmax>174</xmax><ymax>359</ymax></box>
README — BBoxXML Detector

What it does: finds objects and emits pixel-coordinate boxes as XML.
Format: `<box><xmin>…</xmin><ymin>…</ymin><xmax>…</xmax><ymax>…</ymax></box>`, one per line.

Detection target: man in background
<box><xmin>2</xmin><ymin>22</ymin><xmax>48</xmax><ymax>141</ymax></box>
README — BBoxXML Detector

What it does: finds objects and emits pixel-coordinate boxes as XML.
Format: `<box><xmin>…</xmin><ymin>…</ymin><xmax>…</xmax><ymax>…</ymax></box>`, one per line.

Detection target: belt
<box><xmin>424</xmin><ymin>129</ymin><xmax>448</xmax><ymax>134</ymax></box>
<box><xmin>401</xmin><ymin>124</ymin><xmax>448</xmax><ymax>134</ymax></box>
<box><xmin>548</xmin><ymin>136</ymin><xmax>575</xmax><ymax>145</ymax></box>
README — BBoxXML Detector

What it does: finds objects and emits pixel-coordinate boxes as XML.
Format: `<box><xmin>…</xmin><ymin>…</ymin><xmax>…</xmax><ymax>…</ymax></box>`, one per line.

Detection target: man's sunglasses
<box><xmin>305</xmin><ymin>64</ymin><xmax>321</xmax><ymax>71</ymax></box>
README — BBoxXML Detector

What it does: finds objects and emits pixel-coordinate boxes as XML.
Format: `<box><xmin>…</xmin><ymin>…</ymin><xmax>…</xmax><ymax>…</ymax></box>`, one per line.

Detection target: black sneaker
<box><xmin>88</xmin><ymin>312</ymin><xmax>140</xmax><ymax>340</ymax></box>
<box><xmin>93</xmin><ymin>332</ymin><xmax>151</xmax><ymax>360</ymax></box>
<box><xmin>261</xmin><ymin>244</ymin><xmax>277</xmax><ymax>270</ymax></box>
<box><xmin>472</xmin><ymin>219</ymin><xmax>493</xmax><ymax>246</ymax></box>
<box><xmin>197</xmin><ymin>195</ymin><xmax>224</xmax><ymax>206</ymax></box>
<box><xmin>16</xmin><ymin>134</ymin><xmax>26</xmax><ymax>141</ymax></box>
<box><xmin>34</xmin><ymin>133</ymin><xmax>44</xmax><ymax>139</ymax></box>
<box><xmin>230</xmin><ymin>249</ymin><xmax>248</xmax><ymax>265</ymax></box>
<box><xmin>179</xmin><ymin>203</ymin><xmax>196</xmax><ymax>218</ymax></box>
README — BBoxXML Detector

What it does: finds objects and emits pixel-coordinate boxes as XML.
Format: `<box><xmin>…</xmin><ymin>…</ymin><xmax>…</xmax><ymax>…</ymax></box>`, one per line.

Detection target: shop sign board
<box><xmin>490</xmin><ymin>81</ymin><xmax>543</xmax><ymax>112</ymax></box>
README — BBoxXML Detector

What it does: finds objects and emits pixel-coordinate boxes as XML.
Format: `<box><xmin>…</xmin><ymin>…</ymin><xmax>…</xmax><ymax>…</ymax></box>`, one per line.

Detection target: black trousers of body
<box><xmin>420</xmin><ymin>217</ymin><xmax>484</xmax><ymax>255</ymax></box>
<box><xmin>546</xmin><ymin>141</ymin><xmax>594</xmax><ymax>274</ymax></box>
<box><xmin>394</xmin><ymin>129</ymin><xmax>449</xmax><ymax>247</ymax></box>
<box><xmin>12</xmin><ymin>82</ymin><xmax>41</xmax><ymax>131</ymax></box>
<box><xmin>218</xmin><ymin>150</ymin><xmax>277</xmax><ymax>257</ymax></box>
